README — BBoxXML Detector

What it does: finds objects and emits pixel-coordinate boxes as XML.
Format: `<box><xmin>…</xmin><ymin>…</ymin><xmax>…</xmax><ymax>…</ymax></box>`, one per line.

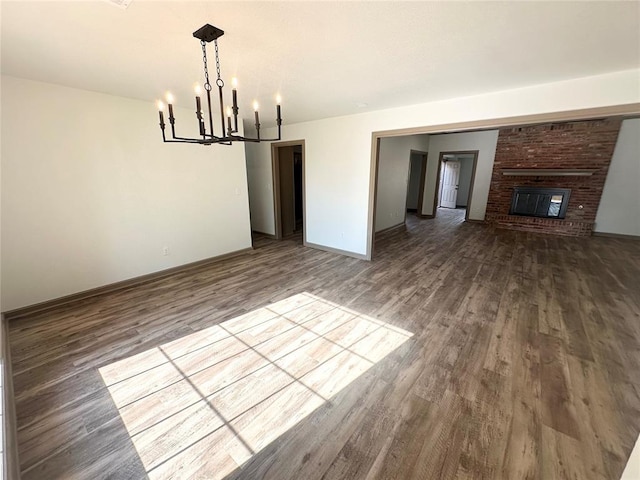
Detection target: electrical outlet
<box><xmin>162</xmin><ymin>246</ymin><xmax>169</xmax><ymax>256</ymax></box>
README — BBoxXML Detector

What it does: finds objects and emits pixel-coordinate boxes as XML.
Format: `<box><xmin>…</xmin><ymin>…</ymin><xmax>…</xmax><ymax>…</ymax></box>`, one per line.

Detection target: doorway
<box><xmin>406</xmin><ymin>150</ymin><xmax>428</xmax><ymax>216</ymax></box>
<box><xmin>271</xmin><ymin>140</ymin><xmax>306</xmax><ymax>242</ymax></box>
<box><xmin>434</xmin><ymin>151</ymin><xmax>478</xmax><ymax>221</ymax></box>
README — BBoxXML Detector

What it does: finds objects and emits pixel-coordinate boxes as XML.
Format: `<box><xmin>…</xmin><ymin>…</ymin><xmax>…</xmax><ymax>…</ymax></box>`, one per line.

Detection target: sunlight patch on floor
<box><xmin>98</xmin><ymin>292</ymin><xmax>413</xmax><ymax>479</ymax></box>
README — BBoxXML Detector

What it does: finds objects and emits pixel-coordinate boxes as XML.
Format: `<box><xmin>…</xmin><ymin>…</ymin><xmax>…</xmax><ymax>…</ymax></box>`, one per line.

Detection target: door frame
<box><xmin>438</xmin><ymin>158</ymin><xmax>461</xmax><ymax>209</ymax></box>
<box><xmin>366</xmin><ymin>104</ymin><xmax>640</xmax><ymax>260</ymax></box>
<box><xmin>405</xmin><ymin>149</ymin><xmax>429</xmax><ymax>219</ymax></box>
<box><xmin>432</xmin><ymin>150</ymin><xmax>479</xmax><ymax>220</ymax></box>
<box><xmin>271</xmin><ymin>140</ymin><xmax>306</xmax><ymax>243</ymax></box>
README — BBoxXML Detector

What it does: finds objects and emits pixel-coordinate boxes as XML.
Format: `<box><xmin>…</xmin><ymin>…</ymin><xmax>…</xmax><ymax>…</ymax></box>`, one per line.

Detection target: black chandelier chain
<box><xmin>200</xmin><ymin>40</ymin><xmax>212</xmax><ymax>91</ymax></box>
<box><xmin>213</xmin><ymin>39</ymin><xmax>224</xmax><ymax>88</ymax></box>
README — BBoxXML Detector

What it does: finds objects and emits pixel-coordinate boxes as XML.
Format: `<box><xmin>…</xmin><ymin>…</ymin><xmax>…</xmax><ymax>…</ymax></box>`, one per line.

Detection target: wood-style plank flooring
<box><xmin>8</xmin><ymin>208</ymin><xmax>640</xmax><ymax>479</ymax></box>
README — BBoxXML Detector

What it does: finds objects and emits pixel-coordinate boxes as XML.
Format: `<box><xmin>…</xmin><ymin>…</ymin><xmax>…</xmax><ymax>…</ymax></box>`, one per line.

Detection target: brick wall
<box><xmin>485</xmin><ymin>119</ymin><xmax>622</xmax><ymax>236</ymax></box>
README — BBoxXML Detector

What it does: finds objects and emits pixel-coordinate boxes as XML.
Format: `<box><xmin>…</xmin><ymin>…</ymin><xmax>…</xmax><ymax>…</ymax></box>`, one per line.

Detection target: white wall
<box><xmin>422</xmin><ymin>131</ymin><xmax>499</xmax><ymax>220</ymax></box>
<box><xmin>375</xmin><ymin>135</ymin><xmax>429</xmax><ymax>232</ymax></box>
<box><xmin>245</xmin><ymin>69</ymin><xmax>639</xmax><ymax>256</ymax></box>
<box><xmin>245</xmin><ymin>142</ymin><xmax>276</xmax><ymax>235</ymax></box>
<box><xmin>1</xmin><ymin>76</ymin><xmax>253</xmax><ymax>311</ymax></box>
<box><xmin>456</xmin><ymin>156</ymin><xmax>475</xmax><ymax>207</ymax></box>
<box><xmin>595</xmin><ymin>118</ymin><xmax>640</xmax><ymax>236</ymax></box>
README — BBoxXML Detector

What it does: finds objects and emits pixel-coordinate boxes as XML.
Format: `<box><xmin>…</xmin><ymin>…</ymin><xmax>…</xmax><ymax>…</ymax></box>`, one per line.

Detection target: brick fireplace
<box><xmin>484</xmin><ymin>119</ymin><xmax>622</xmax><ymax>236</ymax></box>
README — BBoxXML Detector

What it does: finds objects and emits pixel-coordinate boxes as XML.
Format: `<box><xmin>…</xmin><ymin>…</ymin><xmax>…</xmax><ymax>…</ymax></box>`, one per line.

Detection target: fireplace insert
<box><xmin>509</xmin><ymin>187</ymin><xmax>571</xmax><ymax>219</ymax></box>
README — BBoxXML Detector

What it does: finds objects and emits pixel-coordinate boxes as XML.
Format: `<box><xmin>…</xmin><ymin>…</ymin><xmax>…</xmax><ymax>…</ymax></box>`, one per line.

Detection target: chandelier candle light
<box><xmin>157</xmin><ymin>24</ymin><xmax>283</xmax><ymax>145</ymax></box>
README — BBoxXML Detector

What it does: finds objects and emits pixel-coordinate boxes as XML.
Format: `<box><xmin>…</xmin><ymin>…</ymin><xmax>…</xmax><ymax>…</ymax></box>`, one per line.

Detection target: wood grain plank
<box><xmin>7</xmin><ymin>209</ymin><xmax>640</xmax><ymax>479</ymax></box>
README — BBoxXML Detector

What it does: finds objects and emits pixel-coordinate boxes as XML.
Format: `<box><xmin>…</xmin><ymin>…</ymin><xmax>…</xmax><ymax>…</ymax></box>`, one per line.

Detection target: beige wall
<box><xmin>456</xmin><ymin>155</ymin><xmax>475</xmax><ymax>207</ymax></box>
<box><xmin>1</xmin><ymin>76</ymin><xmax>253</xmax><ymax>311</ymax></box>
<box><xmin>244</xmin><ymin>69</ymin><xmax>640</xmax><ymax>257</ymax></box>
<box><xmin>595</xmin><ymin>118</ymin><xmax>640</xmax><ymax>236</ymax></box>
<box><xmin>246</xmin><ymin>141</ymin><xmax>276</xmax><ymax>235</ymax></box>
<box><xmin>422</xmin><ymin>130</ymin><xmax>499</xmax><ymax>220</ymax></box>
<box><xmin>375</xmin><ymin>135</ymin><xmax>429</xmax><ymax>232</ymax></box>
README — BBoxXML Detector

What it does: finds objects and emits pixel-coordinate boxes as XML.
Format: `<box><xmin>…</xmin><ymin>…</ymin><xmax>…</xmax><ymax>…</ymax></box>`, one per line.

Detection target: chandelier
<box><xmin>157</xmin><ymin>24</ymin><xmax>282</xmax><ymax>145</ymax></box>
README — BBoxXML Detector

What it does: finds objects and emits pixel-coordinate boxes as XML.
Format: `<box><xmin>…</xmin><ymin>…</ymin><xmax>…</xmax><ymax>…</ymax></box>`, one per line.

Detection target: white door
<box><xmin>440</xmin><ymin>161</ymin><xmax>460</xmax><ymax>209</ymax></box>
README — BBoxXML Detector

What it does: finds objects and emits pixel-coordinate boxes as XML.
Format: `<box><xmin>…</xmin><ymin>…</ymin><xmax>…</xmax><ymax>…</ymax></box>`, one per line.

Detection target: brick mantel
<box><xmin>484</xmin><ymin>119</ymin><xmax>622</xmax><ymax>236</ymax></box>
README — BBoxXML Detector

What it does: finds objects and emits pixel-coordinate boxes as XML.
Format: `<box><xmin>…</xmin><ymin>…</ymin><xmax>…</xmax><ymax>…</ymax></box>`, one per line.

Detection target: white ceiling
<box><xmin>2</xmin><ymin>1</ymin><xmax>639</xmax><ymax>127</ymax></box>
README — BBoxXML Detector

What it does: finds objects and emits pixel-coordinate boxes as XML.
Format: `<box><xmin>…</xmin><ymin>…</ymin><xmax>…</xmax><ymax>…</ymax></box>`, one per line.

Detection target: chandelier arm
<box><xmin>163</xmin><ymin>138</ymin><xmax>207</xmax><ymax>144</ymax></box>
<box><xmin>168</xmin><ymin>113</ymin><xmax>214</xmax><ymax>143</ymax></box>
<box><xmin>162</xmin><ymin>138</ymin><xmax>233</xmax><ymax>145</ymax></box>
<box><xmin>169</xmin><ymin>118</ymin><xmax>225</xmax><ymax>143</ymax></box>
<box><xmin>226</xmin><ymin>130</ymin><xmax>282</xmax><ymax>143</ymax></box>
<box><xmin>174</xmin><ymin>136</ymin><xmax>214</xmax><ymax>142</ymax></box>
<box><xmin>205</xmin><ymin>88</ymin><xmax>216</xmax><ymax>139</ymax></box>
<box><xmin>162</xmin><ymin>131</ymin><xmax>281</xmax><ymax>144</ymax></box>
<box><xmin>217</xmin><ymin>84</ymin><xmax>226</xmax><ymax>139</ymax></box>
<box><xmin>160</xmin><ymin>111</ymin><xmax>203</xmax><ymax>144</ymax></box>
<box><xmin>170</xmin><ymin>126</ymin><xmax>225</xmax><ymax>142</ymax></box>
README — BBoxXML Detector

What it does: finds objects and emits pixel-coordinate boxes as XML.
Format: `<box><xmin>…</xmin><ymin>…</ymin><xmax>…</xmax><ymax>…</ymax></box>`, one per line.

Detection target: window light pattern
<box><xmin>99</xmin><ymin>292</ymin><xmax>413</xmax><ymax>479</ymax></box>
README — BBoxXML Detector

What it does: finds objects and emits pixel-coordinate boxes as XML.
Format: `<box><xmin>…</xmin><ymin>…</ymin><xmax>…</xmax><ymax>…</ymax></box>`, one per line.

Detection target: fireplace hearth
<box><xmin>509</xmin><ymin>187</ymin><xmax>571</xmax><ymax>219</ymax></box>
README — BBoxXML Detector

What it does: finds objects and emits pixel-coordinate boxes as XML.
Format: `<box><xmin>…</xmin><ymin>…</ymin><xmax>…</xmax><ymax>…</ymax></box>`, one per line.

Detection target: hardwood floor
<box><xmin>8</xmin><ymin>208</ymin><xmax>640</xmax><ymax>479</ymax></box>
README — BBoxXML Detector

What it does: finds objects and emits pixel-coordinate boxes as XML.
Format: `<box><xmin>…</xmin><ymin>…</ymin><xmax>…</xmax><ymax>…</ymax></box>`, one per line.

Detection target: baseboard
<box><xmin>1</xmin><ymin>314</ymin><xmax>20</xmax><ymax>480</ymax></box>
<box><xmin>464</xmin><ymin>218</ymin><xmax>485</xmax><ymax>224</ymax></box>
<box><xmin>374</xmin><ymin>223</ymin><xmax>406</xmax><ymax>235</ymax></box>
<box><xmin>593</xmin><ymin>231</ymin><xmax>640</xmax><ymax>240</ymax></box>
<box><xmin>417</xmin><ymin>213</ymin><xmax>435</xmax><ymax>219</ymax></box>
<box><xmin>304</xmin><ymin>241</ymin><xmax>368</xmax><ymax>260</ymax></box>
<box><xmin>4</xmin><ymin>247</ymin><xmax>254</xmax><ymax>321</ymax></box>
<box><xmin>252</xmin><ymin>230</ymin><xmax>277</xmax><ymax>240</ymax></box>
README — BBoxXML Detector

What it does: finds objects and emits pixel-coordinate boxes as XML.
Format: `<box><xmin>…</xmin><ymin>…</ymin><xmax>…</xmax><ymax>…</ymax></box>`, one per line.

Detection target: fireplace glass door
<box><xmin>509</xmin><ymin>187</ymin><xmax>571</xmax><ymax>219</ymax></box>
